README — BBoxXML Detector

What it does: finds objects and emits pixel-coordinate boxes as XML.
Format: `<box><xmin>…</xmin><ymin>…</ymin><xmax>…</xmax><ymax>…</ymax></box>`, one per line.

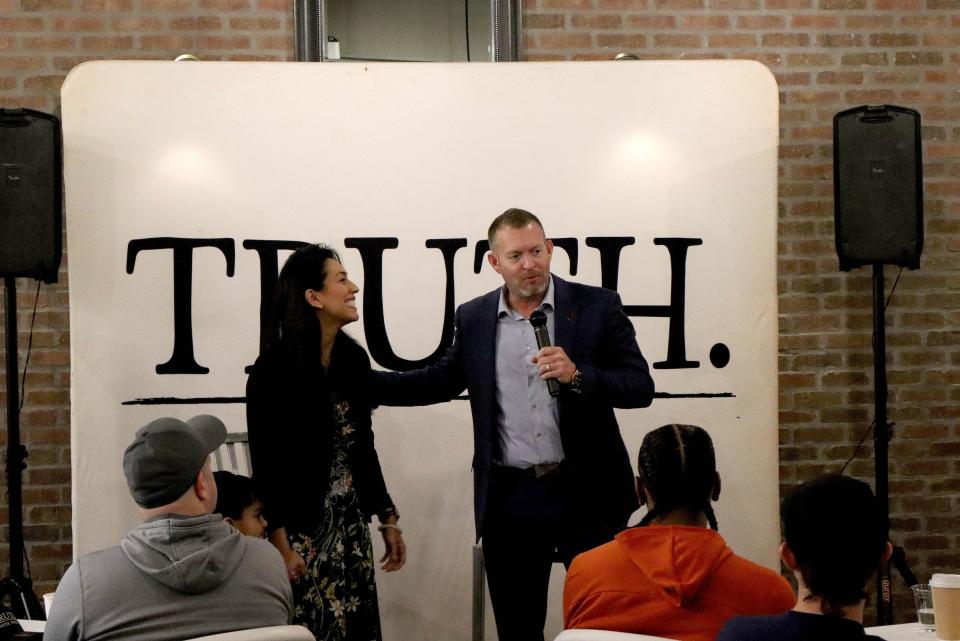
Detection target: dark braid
<box><xmin>637</xmin><ymin>424</ymin><xmax>719</xmax><ymax>531</ymax></box>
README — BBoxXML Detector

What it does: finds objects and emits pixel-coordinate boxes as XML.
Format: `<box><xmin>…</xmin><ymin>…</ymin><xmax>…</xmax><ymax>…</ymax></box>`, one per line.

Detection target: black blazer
<box><xmin>246</xmin><ymin>332</ymin><xmax>394</xmax><ymax>534</ymax></box>
<box><xmin>373</xmin><ymin>275</ymin><xmax>654</xmax><ymax>538</ymax></box>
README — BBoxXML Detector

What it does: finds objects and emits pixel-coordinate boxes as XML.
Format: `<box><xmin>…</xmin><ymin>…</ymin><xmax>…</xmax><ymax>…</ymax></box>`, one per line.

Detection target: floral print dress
<box><xmin>288</xmin><ymin>392</ymin><xmax>381</xmax><ymax>641</ymax></box>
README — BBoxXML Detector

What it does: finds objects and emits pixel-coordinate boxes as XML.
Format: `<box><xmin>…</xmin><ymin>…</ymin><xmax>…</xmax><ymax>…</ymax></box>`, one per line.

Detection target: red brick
<box><xmin>538</xmin><ymin>32</ymin><xmax>592</xmax><ymax>48</ymax></box>
<box><xmin>596</xmin><ymin>34</ymin><xmax>646</xmax><ymax>48</ymax></box>
<box><xmin>0</xmin><ymin>17</ymin><xmax>45</xmax><ymax>31</ymax></box>
<box><xmin>523</xmin><ymin>14</ymin><xmax>565</xmax><ymax>29</ymax></box>
<box><xmin>840</xmin><ymin>52</ymin><xmax>888</xmax><ymax>65</ymax></box>
<box><xmin>139</xmin><ymin>34</ymin><xmax>196</xmax><ymax>50</ymax></box>
<box><xmin>571</xmin><ymin>15</ymin><xmax>622</xmax><ymax>29</ymax></box>
<box><xmin>626</xmin><ymin>15</ymin><xmax>675</xmax><ymax>28</ymax></box>
<box><xmin>22</xmin><ymin>36</ymin><xmax>76</xmax><ymax>51</ymax></box>
<box><xmin>845</xmin><ymin>88</ymin><xmax>897</xmax><ymax>103</ymax></box>
<box><xmin>876</xmin><ymin>0</ymin><xmax>921</xmax><ymax>7</ymax></box>
<box><xmin>791</xmin><ymin>15</ymin><xmax>838</xmax><ymax>28</ymax></box>
<box><xmin>738</xmin><ymin>15</ymin><xmax>784</xmax><ymax>28</ymax></box>
<box><xmin>681</xmin><ymin>15</ymin><xmax>729</xmax><ymax>28</ymax></box>
<box><xmin>708</xmin><ymin>34</ymin><xmax>756</xmax><ymax>48</ymax></box>
<box><xmin>53</xmin><ymin>16</ymin><xmax>104</xmax><ymax>31</ymax></box>
<box><xmin>903</xmin><ymin>15</ymin><xmax>946</xmax><ymax>27</ymax></box>
<box><xmin>542</xmin><ymin>0</ymin><xmax>592</xmax><ymax>6</ymax></box>
<box><xmin>817</xmin><ymin>33</ymin><xmax>863</xmax><ymax>47</ymax></box>
<box><xmin>656</xmin><ymin>0</ymin><xmax>705</xmax><ymax>7</ymax></box>
<box><xmin>895</xmin><ymin>51</ymin><xmax>944</xmax><ymax>65</ymax></box>
<box><xmin>844</xmin><ymin>15</ymin><xmax>894</xmax><ymax>28</ymax></box>
<box><xmin>22</xmin><ymin>74</ymin><xmax>65</xmax><ymax>91</ymax></box>
<box><xmin>171</xmin><ymin>16</ymin><xmax>223</xmax><ymax>30</ymax></box>
<box><xmin>870</xmin><ymin>33</ymin><xmax>918</xmax><ymax>47</ymax></box>
<box><xmin>653</xmin><ymin>34</ymin><xmax>702</xmax><ymax>47</ymax></box>
<box><xmin>140</xmin><ymin>0</ymin><xmax>191</xmax><ymax>9</ymax></box>
<box><xmin>111</xmin><ymin>16</ymin><xmax>163</xmax><ymax>30</ymax></box>
<box><xmin>787</xmin><ymin>53</ymin><xmax>834</xmax><ymax>66</ymax></box>
<box><xmin>80</xmin><ymin>35</ymin><xmax>136</xmax><ymax>51</ymax></box>
<box><xmin>0</xmin><ymin>56</ymin><xmax>46</xmax><ymax>70</ymax></box>
<box><xmin>774</xmin><ymin>71</ymin><xmax>811</xmax><ymax>85</ymax></box>
<box><xmin>21</xmin><ymin>0</ymin><xmax>73</xmax><ymax>9</ymax></box>
<box><xmin>818</xmin><ymin>0</ymin><xmax>866</xmax><ymax>6</ymax></box>
<box><xmin>81</xmin><ymin>0</ymin><xmax>134</xmax><ymax>8</ymax></box>
<box><xmin>197</xmin><ymin>35</ymin><xmax>250</xmax><ymax>49</ymax></box>
<box><xmin>253</xmin><ymin>35</ymin><xmax>289</xmax><ymax>49</ymax></box>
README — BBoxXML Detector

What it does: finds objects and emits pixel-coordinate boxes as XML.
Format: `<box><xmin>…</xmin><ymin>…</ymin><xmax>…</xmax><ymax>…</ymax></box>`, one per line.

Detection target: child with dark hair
<box><xmin>563</xmin><ymin>424</ymin><xmax>794</xmax><ymax>641</ymax></box>
<box><xmin>214</xmin><ymin>470</ymin><xmax>267</xmax><ymax>538</ymax></box>
<box><xmin>717</xmin><ymin>474</ymin><xmax>891</xmax><ymax>641</ymax></box>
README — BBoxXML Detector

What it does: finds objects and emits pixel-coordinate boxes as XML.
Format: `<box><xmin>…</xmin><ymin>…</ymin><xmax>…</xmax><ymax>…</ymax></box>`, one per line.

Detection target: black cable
<box><xmin>840</xmin><ymin>266</ymin><xmax>903</xmax><ymax>475</ymax></box>
<box><xmin>18</xmin><ymin>280</ymin><xmax>41</xmax><ymax>413</ymax></box>
<box><xmin>16</xmin><ymin>280</ymin><xmax>42</xmax><ymax>582</ymax></box>
<box><xmin>840</xmin><ymin>419</ymin><xmax>875</xmax><ymax>475</ymax></box>
<box><xmin>464</xmin><ymin>0</ymin><xmax>471</xmax><ymax>61</ymax></box>
<box><xmin>884</xmin><ymin>267</ymin><xmax>903</xmax><ymax>312</ymax></box>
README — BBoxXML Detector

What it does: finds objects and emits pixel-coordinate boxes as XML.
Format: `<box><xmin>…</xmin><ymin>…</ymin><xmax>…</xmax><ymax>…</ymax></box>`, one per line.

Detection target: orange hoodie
<box><xmin>563</xmin><ymin>525</ymin><xmax>795</xmax><ymax>641</ymax></box>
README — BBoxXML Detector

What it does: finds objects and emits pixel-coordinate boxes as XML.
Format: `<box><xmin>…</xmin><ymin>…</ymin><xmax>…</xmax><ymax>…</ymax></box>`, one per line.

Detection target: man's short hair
<box><xmin>487</xmin><ymin>208</ymin><xmax>544</xmax><ymax>250</ymax></box>
<box><xmin>123</xmin><ymin>415</ymin><xmax>227</xmax><ymax>508</ymax></box>
<box><xmin>782</xmin><ymin>474</ymin><xmax>886</xmax><ymax>615</ymax></box>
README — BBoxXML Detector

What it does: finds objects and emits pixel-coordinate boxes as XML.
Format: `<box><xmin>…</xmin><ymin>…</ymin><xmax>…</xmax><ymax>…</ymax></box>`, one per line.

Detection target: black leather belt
<box><xmin>494</xmin><ymin>462</ymin><xmax>563</xmax><ymax>480</ymax></box>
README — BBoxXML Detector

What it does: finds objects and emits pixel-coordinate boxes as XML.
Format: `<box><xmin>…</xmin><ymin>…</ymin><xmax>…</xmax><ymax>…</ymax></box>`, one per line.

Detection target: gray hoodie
<box><xmin>44</xmin><ymin>514</ymin><xmax>292</xmax><ymax>641</ymax></box>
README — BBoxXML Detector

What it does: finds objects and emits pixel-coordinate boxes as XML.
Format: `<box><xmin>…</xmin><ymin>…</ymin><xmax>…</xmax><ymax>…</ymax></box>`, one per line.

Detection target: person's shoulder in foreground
<box><xmin>718</xmin><ymin>473</ymin><xmax>891</xmax><ymax>641</ymax></box>
<box><xmin>717</xmin><ymin>611</ymin><xmax>884</xmax><ymax>641</ymax></box>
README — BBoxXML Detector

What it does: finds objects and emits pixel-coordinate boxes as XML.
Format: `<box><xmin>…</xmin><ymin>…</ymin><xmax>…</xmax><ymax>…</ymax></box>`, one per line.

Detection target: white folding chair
<box><xmin>555</xmin><ymin>629</ymin><xmax>678</xmax><ymax>641</ymax></box>
<box><xmin>185</xmin><ymin>624</ymin><xmax>315</xmax><ymax>641</ymax></box>
<box><xmin>211</xmin><ymin>432</ymin><xmax>252</xmax><ymax>476</ymax></box>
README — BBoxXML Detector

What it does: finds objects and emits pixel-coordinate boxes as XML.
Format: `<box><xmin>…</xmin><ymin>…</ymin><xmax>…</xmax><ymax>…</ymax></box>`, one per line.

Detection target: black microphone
<box><xmin>529</xmin><ymin>310</ymin><xmax>560</xmax><ymax>398</ymax></box>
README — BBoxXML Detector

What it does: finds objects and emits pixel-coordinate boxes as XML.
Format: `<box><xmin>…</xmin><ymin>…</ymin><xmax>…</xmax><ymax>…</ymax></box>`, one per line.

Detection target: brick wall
<box><xmin>1</xmin><ymin>0</ymin><xmax>958</xmax><ymax>622</ymax></box>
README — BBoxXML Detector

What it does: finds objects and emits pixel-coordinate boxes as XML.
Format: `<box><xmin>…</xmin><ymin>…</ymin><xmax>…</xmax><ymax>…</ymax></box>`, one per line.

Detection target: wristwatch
<box><xmin>569</xmin><ymin>369</ymin><xmax>583</xmax><ymax>394</ymax></box>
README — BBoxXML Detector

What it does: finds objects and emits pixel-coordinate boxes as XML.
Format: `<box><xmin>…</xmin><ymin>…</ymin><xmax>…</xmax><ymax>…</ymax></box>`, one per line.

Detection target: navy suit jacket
<box><xmin>372</xmin><ymin>275</ymin><xmax>654</xmax><ymax>537</ymax></box>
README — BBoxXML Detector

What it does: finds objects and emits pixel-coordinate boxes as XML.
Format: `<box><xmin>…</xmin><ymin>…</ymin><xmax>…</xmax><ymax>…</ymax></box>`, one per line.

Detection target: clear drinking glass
<box><xmin>912</xmin><ymin>583</ymin><xmax>936</xmax><ymax>632</ymax></box>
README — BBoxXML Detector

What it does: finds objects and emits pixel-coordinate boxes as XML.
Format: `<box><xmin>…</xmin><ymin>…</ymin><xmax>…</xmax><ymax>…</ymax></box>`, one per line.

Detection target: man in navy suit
<box><xmin>373</xmin><ymin>208</ymin><xmax>655</xmax><ymax>641</ymax></box>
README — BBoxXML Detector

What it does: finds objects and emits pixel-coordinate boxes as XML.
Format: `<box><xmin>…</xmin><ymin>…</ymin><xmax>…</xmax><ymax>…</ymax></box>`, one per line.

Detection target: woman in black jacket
<box><xmin>246</xmin><ymin>244</ymin><xmax>405</xmax><ymax>641</ymax></box>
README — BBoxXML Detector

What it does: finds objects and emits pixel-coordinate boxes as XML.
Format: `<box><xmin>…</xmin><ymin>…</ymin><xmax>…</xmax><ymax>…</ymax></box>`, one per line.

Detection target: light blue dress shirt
<box><xmin>494</xmin><ymin>276</ymin><xmax>565</xmax><ymax>468</ymax></box>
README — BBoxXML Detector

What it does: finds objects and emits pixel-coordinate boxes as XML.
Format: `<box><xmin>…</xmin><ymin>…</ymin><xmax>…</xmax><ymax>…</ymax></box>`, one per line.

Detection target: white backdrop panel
<box><xmin>62</xmin><ymin>60</ymin><xmax>779</xmax><ymax>641</ymax></box>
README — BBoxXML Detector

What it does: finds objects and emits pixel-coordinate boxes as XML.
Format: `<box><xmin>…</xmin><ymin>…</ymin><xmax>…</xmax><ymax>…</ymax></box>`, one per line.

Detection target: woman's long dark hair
<box><xmin>266</xmin><ymin>244</ymin><xmax>341</xmax><ymax>366</ymax></box>
<box><xmin>637</xmin><ymin>424</ymin><xmax>719</xmax><ymax>530</ymax></box>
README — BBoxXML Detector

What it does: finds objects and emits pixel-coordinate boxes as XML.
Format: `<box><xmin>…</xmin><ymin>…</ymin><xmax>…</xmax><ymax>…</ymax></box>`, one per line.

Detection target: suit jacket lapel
<box><xmin>553</xmin><ymin>275</ymin><xmax>576</xmax><ymax>355</ymax></box>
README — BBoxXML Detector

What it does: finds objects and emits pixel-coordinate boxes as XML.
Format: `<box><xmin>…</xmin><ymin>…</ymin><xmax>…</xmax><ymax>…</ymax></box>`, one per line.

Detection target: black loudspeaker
<box><xmin>0</xmin><ymin>109</ymin><xmax>62</xmax><ymax>283</ymax></box>
<box><xmin>833</xmin><ymin>105</ymin><xmax>923</xmax><ymax>271</ymax></box>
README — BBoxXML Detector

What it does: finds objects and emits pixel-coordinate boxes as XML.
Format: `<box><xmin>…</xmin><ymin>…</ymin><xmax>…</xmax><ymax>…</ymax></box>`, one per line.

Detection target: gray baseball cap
<box><xmin>123</xmin><ymin>415</ymin><xmax>227</xmax><ymax>509</ymax></box>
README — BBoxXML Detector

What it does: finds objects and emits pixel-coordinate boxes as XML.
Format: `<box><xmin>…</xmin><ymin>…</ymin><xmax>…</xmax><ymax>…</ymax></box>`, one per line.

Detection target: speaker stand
<box><xmin>4</xmin><ymin>276</ymin><xmax>27</xmax><ymax>585</ymax></box>
<box><xmin>872</xmin><ymin>264</ymin><xmax>894</xmax><ymax>625</ymax></box>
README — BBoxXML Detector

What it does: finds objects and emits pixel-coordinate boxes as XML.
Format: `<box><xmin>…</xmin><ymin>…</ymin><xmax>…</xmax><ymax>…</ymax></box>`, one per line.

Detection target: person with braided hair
<box><xmin>563</xmin><ymin>424</ymin><xmax>794</xmax><ymax>641</ymax></box>
<box><xmin>716</xmin><ymin>474</ymin><xmax>891</xmax><ymax>641</ymax></box>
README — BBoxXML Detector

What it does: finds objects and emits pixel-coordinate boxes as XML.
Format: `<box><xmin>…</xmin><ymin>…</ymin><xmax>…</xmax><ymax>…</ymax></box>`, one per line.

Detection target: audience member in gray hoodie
<box><xmin>44</xmin><ymin>415</ymin><xmax>293</xmax><ymax>641</ymax></box>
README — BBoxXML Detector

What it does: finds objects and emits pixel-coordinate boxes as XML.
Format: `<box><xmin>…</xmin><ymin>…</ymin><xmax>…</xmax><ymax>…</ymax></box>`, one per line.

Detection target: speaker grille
<box><xmin>0</xmin><ymin>109</ymin><xmax>63</xmax><ymax>283</ymax></box>
<box><xmin>833</xmin><ymin>105</ymin><xmax>923</xmax><ymax>271</ymax></box>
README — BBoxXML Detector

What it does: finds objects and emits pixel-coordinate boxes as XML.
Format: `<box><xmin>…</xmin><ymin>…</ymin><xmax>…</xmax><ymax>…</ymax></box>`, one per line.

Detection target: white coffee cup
<box><xmin>43</xmin><ymin>592</ymin><xmax>55</xmax><ymax>616</ymax></box>
<box><xmin>931</xmin><ymin>574</ymin><xmax>960</xmax><ymax>640</ymax></box>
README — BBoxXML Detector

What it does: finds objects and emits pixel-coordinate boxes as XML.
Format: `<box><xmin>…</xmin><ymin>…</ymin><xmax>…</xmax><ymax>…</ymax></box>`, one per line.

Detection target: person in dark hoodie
<box><xmin>43</xmin><ymin>415</ymin><xmax>293</xmax><ymax>641</ymax></box>
<box><xmin>563</xmin><ymin>424</ymin><xmax>794</xmax><ymax>641</ymax></box>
